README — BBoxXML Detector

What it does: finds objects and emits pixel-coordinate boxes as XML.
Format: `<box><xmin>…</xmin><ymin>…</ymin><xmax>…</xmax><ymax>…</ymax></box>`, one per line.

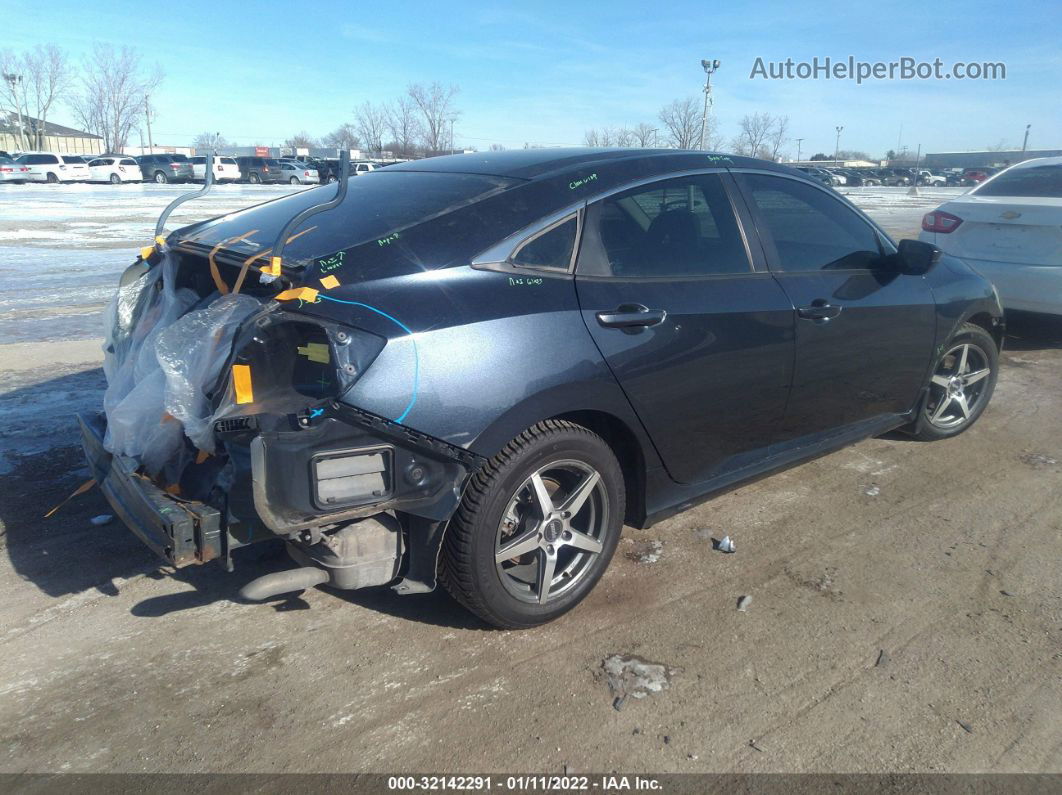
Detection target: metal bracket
<box><xmin>154</xmin><ymin>152</ymin><xmax>216</xmax><ymax>241</ymax></box>
<box><xmin>270</xmin><ymin>151</ymin><xmax>351</xmax><ymax>270</ymax></box>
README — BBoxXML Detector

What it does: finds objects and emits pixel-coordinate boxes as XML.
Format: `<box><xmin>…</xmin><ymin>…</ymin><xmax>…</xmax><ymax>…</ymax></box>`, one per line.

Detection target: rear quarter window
<box><xmin>975</xmin><ymin>164</ymin><xmax>1062</xmax><ymax>198</ymax></box>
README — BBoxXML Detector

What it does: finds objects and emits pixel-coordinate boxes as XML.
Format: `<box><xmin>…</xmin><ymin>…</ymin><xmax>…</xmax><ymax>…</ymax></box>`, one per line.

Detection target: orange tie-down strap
<box><xmin>43</xmin><ymin>478</ymin><xmax>97</xmax><ymax>519</ymax></box>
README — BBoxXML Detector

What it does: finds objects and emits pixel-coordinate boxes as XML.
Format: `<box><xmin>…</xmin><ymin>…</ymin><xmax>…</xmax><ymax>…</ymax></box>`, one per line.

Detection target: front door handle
<box><xmin>596</xmin><ymin>304</ymin><xmax>667</xmax><ymax>329</ymax></box>
<box><xmin>797</xmin><ymin>299</ymin><xmax>843</xmax><ymax>321</ymax></box>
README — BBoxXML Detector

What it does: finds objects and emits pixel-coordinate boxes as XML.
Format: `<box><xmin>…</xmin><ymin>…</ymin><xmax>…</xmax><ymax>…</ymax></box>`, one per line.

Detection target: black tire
<box><xmin>153</xmin><ymin>170</ymin><xmax>168</xmax><ymax>184</ymax></box>
<box><xmin>249</xmin><ymin>172</ymin><xmax>261</xmax><ymax>184</ymax></box>
<box><xmin>327</xmin><ymin>175</ymin><xmax>338</xmax><ymax>183</ymax></box>
<box><xmin>912</xmin><ymin>323</ymin><xmax>998</xmax><ymax>441</ymax></box>
<box><xmin>109</xmin><ymin>173</ymin><xmax>121</xmax><ymax>184</ymax></box>
<box><xmin>46</xmin><ymin>172</ymin><xmax>59</xmax><ymax>184</ymax></box>
<box><xmin>289</xmin><ymin>176</ymin><xmax>299</xmax><ymax>185</ymax></box>
<box><xmin>440</xmin><ymin>420</ymin><xmax>625</xmax><ymax>628</ymax></box>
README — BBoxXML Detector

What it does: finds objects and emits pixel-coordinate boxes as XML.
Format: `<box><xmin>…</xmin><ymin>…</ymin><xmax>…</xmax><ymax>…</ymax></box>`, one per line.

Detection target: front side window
<box><xmin>511</xmin><ymin>217</ymin><xmax>577</xmax><ymax>270</ymax></box>
<box><xmin>593</xmin><ymin>174</ymin><xmax>750</xmax><ymax>277</ymax></box>
<box><xmin>741</xmin><ymin>174</ymin><xmax>883</xmax><ymax>271</ymax></box>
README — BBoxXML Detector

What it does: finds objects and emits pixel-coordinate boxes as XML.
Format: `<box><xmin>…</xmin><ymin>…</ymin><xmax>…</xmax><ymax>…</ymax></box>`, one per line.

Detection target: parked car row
<box><xmin>0</xmin><ymin>150</ymin><xmax>389</xmax><ymax>186</ymax></box>
<box><xmin>794</xmin><ymin>165</ymin><xmax>991</xmax><ymax>189</ymax></box>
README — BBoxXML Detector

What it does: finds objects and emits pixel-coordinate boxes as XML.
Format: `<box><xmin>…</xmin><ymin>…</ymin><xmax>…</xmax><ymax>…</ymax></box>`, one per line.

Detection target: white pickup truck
<box><xmin>916</xmin><ymin>170</ymin><xmax>947</xmax><ymax>186</ymax></box>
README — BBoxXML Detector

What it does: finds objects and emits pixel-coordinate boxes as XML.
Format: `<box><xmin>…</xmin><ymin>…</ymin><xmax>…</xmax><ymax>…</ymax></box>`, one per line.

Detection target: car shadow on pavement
<box><xmin>1003</xmin><ymin>311</ymin><xmax>1062</xmax><ymax>351</ymax></box>
<box><xmin>1</xmin><ymin>368</ymin><xmax>485</xmax><ymax>629</ymax></box>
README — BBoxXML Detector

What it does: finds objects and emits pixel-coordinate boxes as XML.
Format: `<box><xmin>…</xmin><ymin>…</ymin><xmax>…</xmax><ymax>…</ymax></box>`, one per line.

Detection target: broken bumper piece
<box><xmin>79</xmin><ymin>412</ymin><xmax>222</xmax><ymax>567</ymax></box>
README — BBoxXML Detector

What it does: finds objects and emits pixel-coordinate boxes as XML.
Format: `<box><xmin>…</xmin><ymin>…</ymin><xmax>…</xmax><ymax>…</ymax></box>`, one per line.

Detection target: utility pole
<box><xmin>144</xmin><ymin>95</ymin><xmax>154</xmax><ymax>154</ymax></box>
<box><xmin>3</xmin><ymin>72</ymin><xmax>27</xmax><ymax>151</ymax></box>
<box><xmin>908</xmin><ymin>142</ymin><xmax>922</xmax><ymax>196</ymax></box>
<box><xmin>834</xmin><ymin>125</ymin><xmax>844</xmax><ymax>164</ymax></box>
<box><xmin>795</xmin><ymin>137</ymin><xmax>804</xmax><ymax>163</ymax></box>
<box><xmin>449</xmin><ymin>117</ymin><xmax>455</xmax><ymax>154</ymax></box>
<box><xmin>1021</xmin><ymin>123</ymin><xmax>1031</xmax><ymax>154</ymax></box>
<box><xmin>699</xmin><ymin>59</ymin><xmax>720</xmax><ymax>150</ymax></box>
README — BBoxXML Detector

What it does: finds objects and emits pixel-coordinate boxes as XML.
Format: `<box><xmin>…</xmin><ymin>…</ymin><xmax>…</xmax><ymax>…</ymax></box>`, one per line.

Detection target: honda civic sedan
<box><xmin>82</xmin><ymin>149</ymin><xmax>1003</xmax><ymax>628</ymax></box>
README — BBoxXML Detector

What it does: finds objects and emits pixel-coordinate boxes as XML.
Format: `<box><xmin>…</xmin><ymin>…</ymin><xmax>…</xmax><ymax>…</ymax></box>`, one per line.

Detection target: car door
<box><xmin>574</xmin><ymin>172</ymin><xmax>796</xmax><ymax>485</ymax></box>
<box><xmin>733</xmin><ymin>171</ymin><xmax>937</xmax><ymax>439</ymax></box>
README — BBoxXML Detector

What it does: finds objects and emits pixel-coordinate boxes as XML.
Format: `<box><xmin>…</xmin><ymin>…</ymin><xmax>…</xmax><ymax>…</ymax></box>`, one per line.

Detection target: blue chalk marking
<box><xmin>309</xmin><ymin>408</ymin><xmax>324</xmax><ymax>419</ymax></box>
<box><xmin>315</xmin><ymin>294</ymin><xmax>419</xmax><ymax>424</ymax></box>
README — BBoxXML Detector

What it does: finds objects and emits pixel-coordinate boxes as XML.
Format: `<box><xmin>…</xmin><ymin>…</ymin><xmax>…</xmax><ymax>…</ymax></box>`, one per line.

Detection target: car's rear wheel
<box><xmin>440</xmin><ymin>420</ymin><xmax>624</xmax><ymax>628</ymax></box>
<box><xmin>289</xmin><ymin>177</ymin><xmax>299</xmax><ymax>185</ymax></box>
<box><xmin>249</xmin><ymin>173</ymin><xmax>261</xmax><ymax>184</ymax></box>
<box><xmin>109</xmin><ymin>173</ymin><xmax>121</xmax><ymax>184</ymax></box>
<box><xmin>913</xmin><ymin>324</ymin><xmax>998</xmax><ymax>441</ymax></box>
<box><xmin>46</xmin><ymin>172</ymin><xmax>59</xmax><ymax>184</ymax></box>
<box><xmin>154</xmin><ymin>171</ymin><xmax>168</xmax><ymax>184</ymax></box>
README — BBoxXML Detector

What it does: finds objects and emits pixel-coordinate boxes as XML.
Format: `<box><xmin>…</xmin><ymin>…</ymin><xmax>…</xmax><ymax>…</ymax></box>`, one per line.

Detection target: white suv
<box><xmin>14</xmin><ymin>152</ymin><xmax>84</xmax><ymax>183</ymax></box>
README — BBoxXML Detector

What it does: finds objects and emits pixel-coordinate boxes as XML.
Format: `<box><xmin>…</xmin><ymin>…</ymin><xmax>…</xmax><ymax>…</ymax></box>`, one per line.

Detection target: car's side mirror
<box><xmin>895</xmin><ymin>238</ymin><xmax>941</xmax><ymax>275</ymax></box>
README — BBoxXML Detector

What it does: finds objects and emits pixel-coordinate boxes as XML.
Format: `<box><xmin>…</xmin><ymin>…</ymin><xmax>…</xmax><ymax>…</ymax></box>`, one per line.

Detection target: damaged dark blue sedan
<box><xmin>81</xmin><ymin>148</ymin><xmax>1003</xmax><ymax>628</ymax></box>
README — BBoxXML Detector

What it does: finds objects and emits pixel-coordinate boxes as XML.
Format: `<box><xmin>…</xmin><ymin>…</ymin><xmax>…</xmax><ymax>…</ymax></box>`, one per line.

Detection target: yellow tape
<box><xmin>154</xmin><ymin>235</ymin><xmax>166</xmax><ymax>246</ymax></box>
<box><xmin>275</xmin><ymin>287</ymin><xmax>319</xmax><ymax>303</ymax></box>
<box><xmin>261</xmin><ymin>258</ymin><xmax>282</xmax><ymax>277</ymax></box>
<box><xmin>140</xmin><ymin>245</ymin><xmax>155</xmax><ymax>260</ymax></box>
<box><xmin>232</xmin><ymin>364</ymin><xmax>254</xmax><ymax>404</ymax></box>
<box><xmin>297</xmin><ymin>342</ymin><xmax>330</xmax><ymax>364</ymax></box>
<box><xmin>320</xmin><ymin>275</ymin><xmax>340</xmax><ymax>289</ymax></box>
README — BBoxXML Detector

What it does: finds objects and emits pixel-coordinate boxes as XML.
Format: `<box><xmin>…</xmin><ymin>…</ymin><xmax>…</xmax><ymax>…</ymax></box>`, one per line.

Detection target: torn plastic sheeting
<box><xmin>101</xmin><ymin>249</ymin><xmax>261</xmax><ymax>478</ymax></box>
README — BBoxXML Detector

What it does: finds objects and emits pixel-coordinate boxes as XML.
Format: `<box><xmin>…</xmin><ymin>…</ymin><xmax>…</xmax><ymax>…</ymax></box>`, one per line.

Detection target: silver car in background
<box><xmin>277</xmin><ymin>160</ymin><xmax>320</xmax><ymax>185</ymax></box>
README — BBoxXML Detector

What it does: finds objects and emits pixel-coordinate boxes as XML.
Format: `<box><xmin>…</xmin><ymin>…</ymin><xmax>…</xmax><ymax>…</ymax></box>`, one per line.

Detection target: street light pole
<box><xmin>3</xmin><ymin>73</ymin><xmax>26</xmax><ymax>151</ymax></box>
<box><xmin>699</xmin><ymin>59</ymin><xmax>720</xmax><ymax>150</ymax></box>
<box><xmin>144</xmin><ymin>95</ymin><xmax>154</xmax><ymax>154</ymax></box>
<box><xmin>1021</xmin><ymin>123</ymin><xmax>1031</xmax><ymax>154</ymax></box>
<box><xmin>795</xmin><ymin>137</ymin><xmax>804</xmax><ymax>163</ymax></box>
<box><xmin>834</xmin><ymin>125</ymin><xmax>843</xmax><ymax>164</ymax></box>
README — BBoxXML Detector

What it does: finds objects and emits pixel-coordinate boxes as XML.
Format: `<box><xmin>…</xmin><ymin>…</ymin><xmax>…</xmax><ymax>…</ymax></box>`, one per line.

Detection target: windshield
<box><xmin>975</xmin><ymin>164</ymin><xmax>1062</xmax><ymax>198</ymax></box>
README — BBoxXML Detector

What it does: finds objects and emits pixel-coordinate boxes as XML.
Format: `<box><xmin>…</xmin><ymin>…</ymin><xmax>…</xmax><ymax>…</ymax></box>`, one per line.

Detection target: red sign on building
<box><xmin>255</xmin><ymin>146</ymin><xmax>269</xmax><ymax>157</ymax></box>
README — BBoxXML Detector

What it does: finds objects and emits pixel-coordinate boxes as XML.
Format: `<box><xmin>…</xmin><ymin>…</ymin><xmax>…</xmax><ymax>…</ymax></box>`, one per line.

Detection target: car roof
<box><xmin>384</xmin><ymin>147</ymin><xmax>800</xmax><ymax>181</ymax></box>
<box><xmin>1008</xmin><ymin>156</ymin><xmax>1062</xmax><ymax>169</ymax></box>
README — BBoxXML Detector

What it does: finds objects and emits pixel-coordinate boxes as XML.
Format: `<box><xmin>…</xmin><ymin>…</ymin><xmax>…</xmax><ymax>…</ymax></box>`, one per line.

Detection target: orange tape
<box><xmin>44</xmin><ymin>478</ymin><xmax>97</xmax><ymax>519</ymax></box>
<box><xmin>320</xmin><ymin>275</ymin><xmax>340</xmax><ymax>289</ymax></box>
<box><xmin>232</xmin><ymin>364</ymin><xmax>254</xmax><ymax>404</ymax></box>
<box><xmin>274</xmin><ymin>287</ymin><xmax>319</xmax><ymax>303</ymax></box>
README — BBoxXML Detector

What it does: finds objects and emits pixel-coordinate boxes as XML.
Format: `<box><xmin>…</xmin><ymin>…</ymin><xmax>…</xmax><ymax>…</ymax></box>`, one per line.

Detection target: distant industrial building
<box><xmin>0</xmin><ymin>112</ymin><xmax>103</xmax><ymax>154</ymax></box>
<box><xmin>924</xmin><ymin>149</ymin><xmax>1062</xmax><ymax>169</ymax></box>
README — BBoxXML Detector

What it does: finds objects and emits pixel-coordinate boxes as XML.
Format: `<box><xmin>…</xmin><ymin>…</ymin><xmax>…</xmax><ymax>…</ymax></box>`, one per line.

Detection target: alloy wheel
<box><xmin>924</xmin><ymin>342</ymin><xmax>992</xmax><ymax>429</ymax></box>
<box><xmin>495</xmin><ymin>460</ymin><xmax>609</xmax><ymax>605</ymax></box>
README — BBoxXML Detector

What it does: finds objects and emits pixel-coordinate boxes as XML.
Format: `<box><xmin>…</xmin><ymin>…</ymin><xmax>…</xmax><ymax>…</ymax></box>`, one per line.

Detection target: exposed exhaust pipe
<box><xmin>239</xmin><ymin>567</ymin><xmax>330</xmax><ymax>601</ymax></box>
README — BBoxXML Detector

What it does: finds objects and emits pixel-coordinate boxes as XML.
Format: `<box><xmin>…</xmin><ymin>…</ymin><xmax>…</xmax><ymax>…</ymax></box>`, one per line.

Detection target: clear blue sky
<box><xmin>6</xmin><ymin>0</ymin><xmax>1060</xmax><ymax>157</ymax></box>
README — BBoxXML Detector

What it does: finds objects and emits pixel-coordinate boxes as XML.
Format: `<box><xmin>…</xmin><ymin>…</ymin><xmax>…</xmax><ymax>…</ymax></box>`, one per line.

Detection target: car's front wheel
<box><xmin>289</xmin><ymin>176</ymin><xmax>299</xmax><ymax>185</ymax></box>
<box><xmin>249</xmin><ymin>173</ymin><xmax>261</xmax><ymax>184</ymax></box>
<box><xmin>154</xmin><ymin>171</ymin><xmax>168</xmax><ymax>184</ymax></box>
<box><xmin>440</xmin><ymin>420</ymin><xmax>624</xmax><ymax>628</ymax></box>
<box><xmin>109</xmin><ymin>173</ymin><xmax>121</xmax><ymax>184</ymax></box>
<box><xmin>914</xmin><ymin>323</ymin><xmax>998</xmax><ymax>441</ymax></box>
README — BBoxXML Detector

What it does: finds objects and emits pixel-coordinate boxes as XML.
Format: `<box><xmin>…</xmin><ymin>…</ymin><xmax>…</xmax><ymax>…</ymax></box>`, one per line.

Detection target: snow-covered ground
<box><xmin>0</xmin><ymin>182</ymin><xmax>967</xmax><ymax>344</ymax></box>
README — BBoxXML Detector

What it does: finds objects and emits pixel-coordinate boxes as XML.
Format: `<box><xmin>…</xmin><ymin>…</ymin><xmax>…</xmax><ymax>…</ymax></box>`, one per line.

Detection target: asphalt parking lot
<box><xmin>0</xmin><ymin>184</ymin><xmax>1058</xmax><ymax>774</ymax></box>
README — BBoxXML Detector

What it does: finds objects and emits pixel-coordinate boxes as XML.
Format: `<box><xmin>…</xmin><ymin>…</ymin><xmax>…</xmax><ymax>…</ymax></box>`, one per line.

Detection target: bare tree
<box><xmin>192</xmin><ymin>131</ymin><xmax>229</xmax><ymax>152</ymax></box>
<box><xmin>632</xmin><ymin>122</ymin><xmax>658</xmax><ymax>147</ymax></box>
<box><xmin>383</xmin><ymin>96</ymin><xmax>420</xmax><ymax>158</ymax></box>
<box><xmin>767</xmin><ymin>115</ymin><xmax>789</xmax><ymax>162</ymax></box>
<box><xmin>732</xmin><ymin>112</ymin><xmax>789</xmax><ymax>160</ymax></box>
<box><xmin>322</xmin><ymin>123</ymin><xmax>359</xmax><ymax>152</ymax></box>
<box><xmin>583</xmin><ymin>129</ymin><xmax>600</xmax><ymax>147</ymax></box>
<box><xmin>658</xmin><ymin>97</ymin><xmax>700</xmax><ymax>149</ymax></box>
<box><xmin>355</xmin><ymin>101</ymin><xmax>387</xmax><ymax>155</ymax></box>
<box><xmin>70</xmin><ymin>44</ymin><xmax>162</xmax><ymax>154</ymax></box>
<box><xmin>283</xmin><ymin>131</ymin><xmax>318</xmax><ymax>149</ymax></box>
<box><xmin>0</xmin><ymin>50</ymin><xmax>31</xmax><ymax>149</ymax></box>
<box><xmin>18</xmin><ymin>45</ymin><xmax>73</xmax><ymax>149</ymax></box>
<box><xmin>598</xmin><ymin>127</ymin><xmax>615</xmax><ymax>147</ymax></box>
<box><xmin>615</xmin><ymin>127</ymin><xmax>635</xmax><ymax>147</ymax></box>
<box><xmin>407</xmin><ymin>82</ymin><xmax>459</xmax><ymax>154</ymax></box>
<box><xmin>489</xmin><ymin>143</ymin><xmax>506</xmax><ymax>151</ymax></box>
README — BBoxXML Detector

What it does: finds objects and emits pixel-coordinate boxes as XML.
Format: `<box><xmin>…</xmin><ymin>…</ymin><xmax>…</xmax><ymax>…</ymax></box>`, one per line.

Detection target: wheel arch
<box><xmin>964</xmin><ymin>310</ymin><xmax>1005</xmax><ymax>351</ymax></box>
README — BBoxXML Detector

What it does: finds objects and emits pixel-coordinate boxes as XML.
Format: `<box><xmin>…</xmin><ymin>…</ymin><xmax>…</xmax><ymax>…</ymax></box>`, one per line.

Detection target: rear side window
<box><xmin>741</xmin><ymin>174</ymin><xmax>883</xmax><ymax>272</ymax></box>
<box><xmin>62</xmin><ymin>156</ymin><xmax>82</xmax><ymax>164</ymax></box>
<box><xmin>976</xmin><ymin>164</ymin><xmax>1062</xmax><ymax>198</ymax></box>
<box><xmin>120</xmin><ymin>158</ymin><xmax>137</xmax><ymax>166</ymax></box>
<box><xmin>592</xmin><ymin>174</ymin><xmax>750</xmax><ymax>277</ymax></box>
<box><xmin>512</xmin><ymin>217</ymin><xmax>577</xmax><ymax>270</ymax></box>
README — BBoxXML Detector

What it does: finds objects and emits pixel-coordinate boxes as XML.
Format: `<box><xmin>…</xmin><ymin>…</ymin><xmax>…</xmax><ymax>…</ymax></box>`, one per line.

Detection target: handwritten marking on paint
<box><xmin>317</xmin><ymin>251</ymin><xmax>345</xmax><ymax>272</ymax></box>
<box><xmin>509</xmin><ymin>276</ymin><xmax>544</xmax><ymax>286</ymax></box>
<box><xmin>706</xmin><ymin>155</ymin><xmax>733</xmax><ymax>163</ymax></box>
<box><xmin>569</xmin><ymin>173</ymin><xmax>598</xmax><ymax>190</ymax></box>
<box><xmin>377</xmin><ymin>232</ymin><xmax>401</xmax><ymax>247</ymax></box>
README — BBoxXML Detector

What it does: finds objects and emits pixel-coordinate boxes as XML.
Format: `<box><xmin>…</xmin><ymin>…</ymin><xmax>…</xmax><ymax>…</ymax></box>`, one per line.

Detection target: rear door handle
<box><xmin>797</xmin><ymin>300</ymin><xmax>843</xmax><ymax>321</ymax></box>
<box><xmin>596</xmin><ymin>304</ymin><xmax>667</xmax><ymax>329</ymax></box>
